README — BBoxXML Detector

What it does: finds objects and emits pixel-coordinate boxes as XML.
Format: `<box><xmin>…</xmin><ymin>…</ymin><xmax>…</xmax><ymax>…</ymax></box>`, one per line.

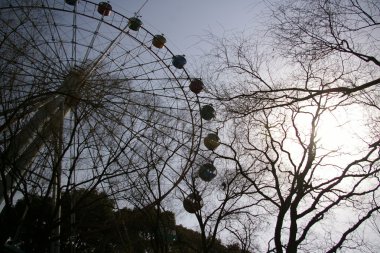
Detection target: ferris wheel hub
<box><xmin>59</xmin><ymin>69</ymin><xmax>86</xmax><ymax>107</ymax></box>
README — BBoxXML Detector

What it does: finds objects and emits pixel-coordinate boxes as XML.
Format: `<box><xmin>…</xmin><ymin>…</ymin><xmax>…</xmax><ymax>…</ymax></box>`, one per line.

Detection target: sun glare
<box><xmin>289</xmin><ymin>104</ymin><xmax>371</xmax><ymax>181</ymax></box>
<box><xmin>316</xmin><ymin>106</ymin><xmax>367</xmax><ymax>153</ymax></box>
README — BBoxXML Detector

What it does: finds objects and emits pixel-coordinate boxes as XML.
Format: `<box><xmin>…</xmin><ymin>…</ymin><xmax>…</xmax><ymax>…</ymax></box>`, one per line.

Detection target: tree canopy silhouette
<box><xmin>199</xmin><ymin>0</ymin><xmax>380</xmax><ymax>252</ymax></box>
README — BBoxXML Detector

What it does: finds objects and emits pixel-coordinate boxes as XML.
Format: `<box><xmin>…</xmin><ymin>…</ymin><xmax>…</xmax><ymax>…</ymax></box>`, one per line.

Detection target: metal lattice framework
<box><xmin>0</xmin><ymin>0</ymin><xmax>204</xmax><ymax>208</ymax></box>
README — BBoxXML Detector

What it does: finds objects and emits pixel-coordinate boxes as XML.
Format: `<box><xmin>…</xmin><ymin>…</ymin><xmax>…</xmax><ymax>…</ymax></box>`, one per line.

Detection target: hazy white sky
<box><xmin>111</xmin><ymin>0</ymin><xmax>267</xmax><ymax>59</ymax></box>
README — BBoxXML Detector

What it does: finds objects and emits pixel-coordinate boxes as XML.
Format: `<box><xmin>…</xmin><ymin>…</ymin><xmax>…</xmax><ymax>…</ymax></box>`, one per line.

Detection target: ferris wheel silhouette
<box><xmin>0</xmin><ymin>0</ymin><xmax>213</xmax><ymax>202</ymax></box>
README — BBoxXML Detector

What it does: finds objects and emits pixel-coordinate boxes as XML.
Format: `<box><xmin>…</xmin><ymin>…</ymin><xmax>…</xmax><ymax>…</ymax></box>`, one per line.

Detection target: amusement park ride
<box><xmin>0</xmin><ymin>0</ymin><xmax>221</xmax><ymax>251</ymax></box>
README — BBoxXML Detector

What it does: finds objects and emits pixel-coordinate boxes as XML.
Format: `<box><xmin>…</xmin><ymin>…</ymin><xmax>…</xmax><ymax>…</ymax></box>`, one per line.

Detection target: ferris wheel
<box><xmin>0</xmin><ymin>0</ymin><xmax>216</xmax><ymax>209</ymax></box>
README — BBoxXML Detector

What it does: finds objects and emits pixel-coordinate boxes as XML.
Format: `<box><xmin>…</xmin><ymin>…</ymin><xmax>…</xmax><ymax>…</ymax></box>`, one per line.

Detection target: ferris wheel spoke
<box><xmin>85</xmin><ymin>98</ymin><xmax>195</xmax><ymax>149</ymax></box>
<box><xmin>80</xmin><ymin>14</ymin><xmax>131</xmax><ymax>70</ymax></box>
<box><xmin>71</xmin><ymin>4</ymin><xmax>78</xmax><ymax>64</ymax></box>
<box><xmin>9</xmin><ymin>5</ymin><xmax>69</xmax><ymax>75</ymax></box>
<box><xmin>99</xmin><ymin>102</ymin><xmax>198</xmax><ymax>144</ymax></box>
<box><xmin>79</xmin><ymin>115</ymin><xmax>174</xmax><ymax>174</ymax></box>
<box><xmin>82</xmin><ymin>17</ymin><xmax>103</xmax><ymax>64</ymax></box>
<box><xmin>76</xmin><ymin>93</ymin><xmax>194</xmax><ymax>144</ymax></box>
<box><xmin>0</xmin><ymin>21</ymin><xmax>57</xmax><ymax>80</ymax></box>
<box><xmin>40</xmin><ymin>3</ymin><xmax>71</xmax><ymax>72</ymax></box>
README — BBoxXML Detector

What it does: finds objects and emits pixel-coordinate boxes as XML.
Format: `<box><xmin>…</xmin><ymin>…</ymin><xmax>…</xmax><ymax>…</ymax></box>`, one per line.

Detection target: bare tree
<box><xmin>197</xmin><ymin>0</ymin><xmax>380</xmax><ymax>252</ymax></box>
<box><xmin>178</xmin><ymin>151</ymin><xmax>262</xmax><ymax>253</ymax></box>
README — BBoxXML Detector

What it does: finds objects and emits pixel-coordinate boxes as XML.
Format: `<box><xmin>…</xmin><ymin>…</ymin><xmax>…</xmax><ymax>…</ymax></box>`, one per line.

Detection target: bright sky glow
<box><xmin>317</xmin><ymin>106</ymin><xmax>368</xmax><ymax>151</ymax></box>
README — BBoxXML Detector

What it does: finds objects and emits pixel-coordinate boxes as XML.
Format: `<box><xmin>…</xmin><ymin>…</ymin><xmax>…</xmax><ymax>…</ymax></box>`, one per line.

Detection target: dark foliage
<box><xmin>0</xmin><ymin>190</ymin><xmax>250</xmax><ymax>253</ymax></box>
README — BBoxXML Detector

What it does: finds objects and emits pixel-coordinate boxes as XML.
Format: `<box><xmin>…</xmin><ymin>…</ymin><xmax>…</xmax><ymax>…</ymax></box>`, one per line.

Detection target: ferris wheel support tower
<box><xmin>0</xmin><ymin>71</ymin><xmax>85</xmax><ymax>205</ymax></box>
